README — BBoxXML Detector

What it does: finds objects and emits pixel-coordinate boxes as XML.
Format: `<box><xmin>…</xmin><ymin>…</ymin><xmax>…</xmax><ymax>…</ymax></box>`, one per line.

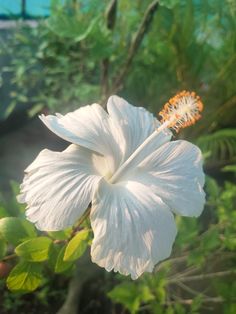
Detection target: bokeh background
<box><xmin>0</xmin><ymin>1</ymin><xmax>236</xmax><ymax>313</ymax></box>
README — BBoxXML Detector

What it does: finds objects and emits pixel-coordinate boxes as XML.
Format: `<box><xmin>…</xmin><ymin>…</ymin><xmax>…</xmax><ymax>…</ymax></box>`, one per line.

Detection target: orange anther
<box><xmin>158</xmin><ymin>91</ymin><xmax>204</xmax><ymax>132</ymax></box>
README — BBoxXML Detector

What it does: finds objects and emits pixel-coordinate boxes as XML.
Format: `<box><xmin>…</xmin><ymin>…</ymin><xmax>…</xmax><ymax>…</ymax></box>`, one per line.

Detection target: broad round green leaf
<box><xmin>0</xmin><ymin>217</ymin><xmax>37</xmax><ymax>246</ymax></box>
<box><xmin>7</xmin><ymin>261</ymin><xmax>43</xmax><ymax>292</ymax></box>
<box><xmin>63</xmin><ymin>229</ymin><xmax>89</xmax><ymax>262</ymax></box>
<box><xmin>55</xmin><ymin>245</ymin><xmax>73</xmax><ymax>273</ymax></box>
<box><xmin>47</xmin><ymin>243</ymin><xmax>61</xmax><ymax>271</ymax></box>
<box><xmin>15</xmin><ymin>237</ymin><xmax>53</xmax><ymax>262</ymax></box>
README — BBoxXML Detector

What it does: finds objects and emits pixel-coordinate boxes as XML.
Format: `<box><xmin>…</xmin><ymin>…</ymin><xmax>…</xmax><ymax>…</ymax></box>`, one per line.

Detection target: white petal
<box><xmin>107</xmin><ymin>95</ymin><xmax>172</xmax><ymax>162</ymax></box>
<box><xmin>39</xmin><ymin>104</ymin><xmax>122</xmax><ymax>172</ymax></box>
<box><xmin>40</xmin><ymin>97</ymin><xmax>172</xmax><ymax>175</ymax></box>
<box><xmin>18</xmin><ymin>145</ymin><xmax>103</xmax><ymax>231</ymax></box>
<box><xmin>134</xmin><ymin>140</ymin><xmax>205</xmax><ymax>217</ymax></box>
<box><xmin>90</xmin><ymin>179</ymin><xmax>177</xmax><ymax>279</ymax></box>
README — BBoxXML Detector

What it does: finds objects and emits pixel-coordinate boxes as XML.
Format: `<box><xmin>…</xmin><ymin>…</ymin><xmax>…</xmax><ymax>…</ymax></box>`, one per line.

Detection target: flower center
<box><xmin>109</xmin><ymin>129</ymin><xmax>162</xmax><ymax>184</ymax></box>
<box><xmin>92</xmin><ymin>153</ymin><xmax>112</xmax><ymax>179</ymax></box>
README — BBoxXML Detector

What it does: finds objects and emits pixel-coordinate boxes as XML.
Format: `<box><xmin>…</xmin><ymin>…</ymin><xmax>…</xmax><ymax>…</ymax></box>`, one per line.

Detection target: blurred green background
<box><xmin>0</xmin><ymin>1</ymin><xmax>235</xmax><ymax>313</ymax></box>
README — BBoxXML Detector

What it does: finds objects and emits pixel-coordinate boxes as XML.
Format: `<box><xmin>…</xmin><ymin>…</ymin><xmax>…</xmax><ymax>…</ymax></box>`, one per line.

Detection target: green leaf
<box><xmin>7</xmin><ymin>261</ymin><xmax>43</xmax><ymax>292</ymax></box>
<box><xmin>0</xmin><ymin>217</ymin><xmax>37</xmax><ymax>246</ymax></box>
<box><xmin>63</xmin><ymin>229</ymin><xmax>89</xmax><ymax>262</ymax></box>
<box><xmin>47</xmin><ymin>243</ymin><xmax>61</xmax><ymax>271</ymax></box>
<box><xmin>174</xmin><ymin>303</ymin><xmax>187</xmax><ymax>314</ymax></box>
<box><xmin>27</xmin><ymin>103</ymin><xmax>44</xmax><ymax>118</ymax></box>
<box><xmin>150</xmin><ymin>302</ymin><xmax>166</xmax><ymax>314</ymax></box>
<box><xmin>0</xmin><ymin>239</ymin><xmax>7</xmax><ymax>259</ymax></box>
<box><xmin>159</xmin><ymin>0</ymin><xmax>179</xmax><ymax>9</ymax></box>
<box><xmin>48</xmin><ymin>228</ymin><xmax>72</xmax><ymax>240</ymax></box>
<box><xmin>108</xmin><ymin>282</ymin><xmax>141</xmax><ymax>314</ymax></box>
<box><xmin>201</xmin><ymin>228</ymin><xmax>220</xmax><ymax>251</ymax></box>
<box><xmin>10</xmin><ymin>180</ymin><xmax>20</xmax><ymax>196</ymax></box>
<box><xmin>190</xmin><ymin>295</ymin><xmax>203</xmax><ymax>314</ymax></box>
<box><xmin>175</xmin><ymin>216</ymin><xmax>198</xmax><ymax>248</ymax></box>
<box><xmin>139</xmin><ymin>285</ymin><xmax>155</xmax><ymax>303</ymax></box>
<box><xmin>205</xmin><ymin>176</ymin><xmax>220</xmax><ymax>200</ymax></box>
<box><xmin>55</xmin><ymin>246</ymin><xmax>73</xmax><ymax>273</ymax></box>
<box><xmin>0</xmin><ymin>206</ymin><xmax>9</xmax><ymax>219</ymax></box>
<box><xmin>223</xmin><ymin>165</ymin><xmax>236</xmax><ymax>173</ymax></box>
<box><xmin>196</xmin><ymin>129</ymin><xmax>236</xmax><ymax>164</ymax></box>
<box><xmin>223</xmin><ymin>232</ymin><xmax>236</xmax><ymax>250</ymax></box>
<box><xmin>154</xmin><ymin>280</ymin><xmax>166</xmax><ymax>303</ymax></box>
<box><xmin>74</xmin><ymin>17</ymin><xmax>99</xmax><ymax>42</ymax></box>
<box><xmin>3</xmin><ymin>101</ymin><xmax>17</xmax><ymax>119</ymax></box>
<box><xmin>15</xmin><ymin>237</ymin><xmax>53</xmax><ymax>262</ymax></box>
<box><xmin>187</xmin><ymin>248</ymin><xmax>205</xmax><ymax>267</ymax></box>
<box><xmin>107</xmin><ymin>281</ymin><xmax>155</xmax><ymax>314</ymax></box>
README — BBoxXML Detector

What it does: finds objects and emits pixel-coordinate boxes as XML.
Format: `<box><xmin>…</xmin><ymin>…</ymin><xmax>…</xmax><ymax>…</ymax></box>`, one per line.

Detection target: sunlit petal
<box><xmin>107</xmin><ymin>95</ymin><xmax>172</xmax><ymax>162</ymax></box>
<box><xmin>90</xmin><ymin>179</ymin><xmax>177</xmax><ymax>279</ymax></box>
<box><xmin>18</xmin><ymin>145</ymin><xmax>103</xmax><ymax>231</ymax></box>
<box><xmin>40</xmin><ymin>104</ymin><xmax>123</xmax><ymax>172</ymax></box>
<box><xmin>132</xmin><ymin>140</ymin><xmax>205</xmax><ymax>217</ymax></box>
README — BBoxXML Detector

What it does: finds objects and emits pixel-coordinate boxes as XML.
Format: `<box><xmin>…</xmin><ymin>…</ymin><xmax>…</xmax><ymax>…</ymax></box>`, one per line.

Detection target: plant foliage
<box><xmin>0</xmin><ymin>0</ymin><xmax>235</xmax><ymax>313</ymax></box>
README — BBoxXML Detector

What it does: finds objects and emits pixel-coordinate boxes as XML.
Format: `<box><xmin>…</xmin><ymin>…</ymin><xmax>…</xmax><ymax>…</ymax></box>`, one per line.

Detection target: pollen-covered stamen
<box><xmin>159</xmin><ymin>91</ymin><xmax>204</xmax><ymax>132</ymax></box>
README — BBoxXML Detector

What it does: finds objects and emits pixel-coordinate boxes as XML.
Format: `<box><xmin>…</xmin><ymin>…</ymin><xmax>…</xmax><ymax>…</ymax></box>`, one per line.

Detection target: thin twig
<box><xmin>169</xmin><ymin>265</ymin><xmax>199</xmax><ymax>280</ymax></box>
<box><xmin>166</xmin><ymin>296</ymin><xmax>224</xmax><ymax>305</ymax></box>
<box><xmin>154</xmin><ymin>254</ymin><xmax>188</xmax><ymax>272</ymax></box>
<box><xmin>2</xmin><ymin>253</ymin><xmax>17</xmax><ymax>261</ymax></box>
<box><xmin>69</xmin><ymin>207</ymin><xmax>91</xmax><ymax>241</ymax></box>
<box><xmin>139</xmin><ymin>296</ymin><xmax>224</xmax><ymax>311</ymax></box>
<box><xmin>176</xmin><ymin>281</ymin><xmax>209</xmax><ymax>298</ymax></box>
<box><xmin>101</xmin><ymin>0</ymin><xmax>117</xmax><ymax>103</ymax></box>
<box><xmin>77</xmin><ymin>207</ymin><xmax>91</xmax><ymax>227</ymax></box>
<box><xmin>110</xmin><ymin>0</ymin><xmax>159</xmax><ymax>94</ymax></box>
<box><xmin>105</xmin><ymin>0</ymin><xmax>117</xmax><ymax>30</ymax></box>
<box><xmin>168</xmin><ymin>270</ymin><xmax>235</xmax><ymax>284</ymax></box>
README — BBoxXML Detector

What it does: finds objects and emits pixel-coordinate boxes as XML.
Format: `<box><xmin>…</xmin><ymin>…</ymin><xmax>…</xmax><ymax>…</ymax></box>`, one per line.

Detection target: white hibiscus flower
<box><xmin>18</xmin><ymin>92</ymin><xmax>205</xmax><ymax>279</ymax></box>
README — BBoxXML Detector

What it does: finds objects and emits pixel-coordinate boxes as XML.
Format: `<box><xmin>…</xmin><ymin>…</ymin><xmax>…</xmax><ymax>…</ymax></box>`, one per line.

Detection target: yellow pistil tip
<box><xmin>159</xmin><ymin>90</ymin><xmax>204</xmax><ymax>132</ymax></box>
